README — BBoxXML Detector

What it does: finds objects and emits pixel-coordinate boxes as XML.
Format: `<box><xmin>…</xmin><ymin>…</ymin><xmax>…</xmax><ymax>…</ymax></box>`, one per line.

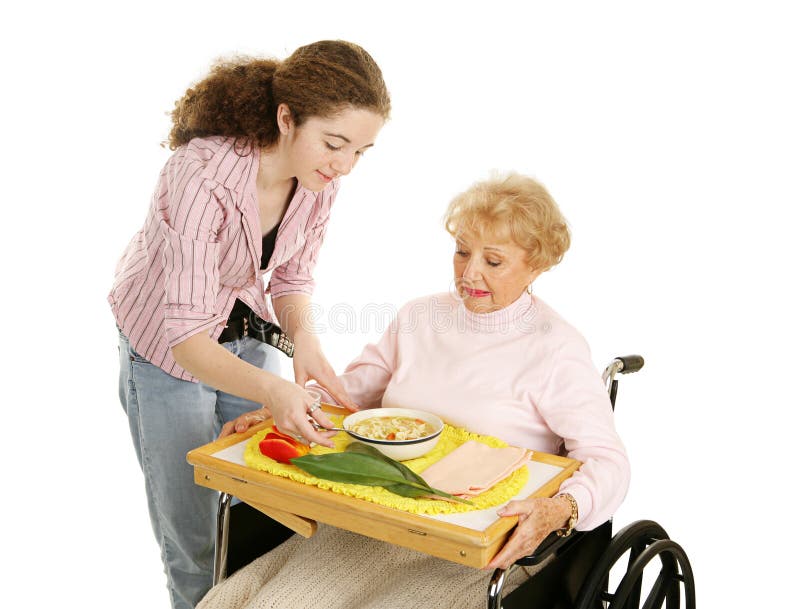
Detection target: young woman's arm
<box><xmin>171</xmin><ymin>333</ymin><xmax>336</xmax><ymax>446</ymax></box>
<box><xmin>272</xmin><ymin>293</ymin><xmax>358</xmax><ymax>410</ymax></box>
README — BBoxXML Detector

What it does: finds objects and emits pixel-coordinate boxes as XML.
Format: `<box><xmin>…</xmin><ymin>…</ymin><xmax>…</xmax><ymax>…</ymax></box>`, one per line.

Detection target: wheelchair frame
<box><xmin>214</xmin><ymin>355</ymin><xmax>696</xmax><ymax>609</ymax></box>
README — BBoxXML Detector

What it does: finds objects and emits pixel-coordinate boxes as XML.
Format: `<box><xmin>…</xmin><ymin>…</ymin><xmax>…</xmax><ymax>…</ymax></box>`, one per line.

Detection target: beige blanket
<box><xmin>198</xmin><ymin>524</ymin><xmax>543</xmax><ymax>609</ymax></box>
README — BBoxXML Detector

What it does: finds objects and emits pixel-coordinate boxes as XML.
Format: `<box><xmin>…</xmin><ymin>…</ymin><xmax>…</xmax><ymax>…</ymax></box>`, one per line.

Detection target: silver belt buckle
<box><xmin>273</xmin><ymin>332</ymin><xmax>295</xmax><ymax>358</ymax></box>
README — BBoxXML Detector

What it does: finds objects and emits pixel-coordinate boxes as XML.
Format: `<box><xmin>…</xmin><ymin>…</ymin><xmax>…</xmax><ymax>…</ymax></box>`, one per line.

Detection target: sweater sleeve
<box><xmin>536</xmin><ymin>337</ymin><xmax>631</xmax><ymax>530</ymax></box>
<box><xmin>312</xmin><ymin>320</ymin><xmax>399</xmax><ymax>410</ymax></box>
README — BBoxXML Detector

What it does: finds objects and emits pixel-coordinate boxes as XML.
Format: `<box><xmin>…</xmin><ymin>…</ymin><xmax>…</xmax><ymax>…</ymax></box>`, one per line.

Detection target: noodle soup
<box><xmin>350</xmin><ymin>416</ymin><xmax>434</xmax><ymax>441</ymax></box>
<box><xmin>342</xmin><ymin>408</ymin><xmax>444</xmax><ymax>460</ymax></box>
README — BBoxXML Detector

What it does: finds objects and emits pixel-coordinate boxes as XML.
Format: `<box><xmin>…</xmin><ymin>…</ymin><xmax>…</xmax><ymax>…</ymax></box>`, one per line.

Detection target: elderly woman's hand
<box><xmin>219</xmin><ymin>408</ymin><xmax>270</xmax><ymax>438</ymax></box>
<box><xmin>485</xmin><ymin>495</ymin><xmax>573</xmax><ymax>570</ymax></box>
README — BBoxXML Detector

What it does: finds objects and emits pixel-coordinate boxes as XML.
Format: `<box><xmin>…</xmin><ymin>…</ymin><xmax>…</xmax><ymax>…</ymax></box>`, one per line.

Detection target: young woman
<box><xmin>109</xmin><ymin>40</ymin><xmax>390</xmax><ymax>609</ymax></box>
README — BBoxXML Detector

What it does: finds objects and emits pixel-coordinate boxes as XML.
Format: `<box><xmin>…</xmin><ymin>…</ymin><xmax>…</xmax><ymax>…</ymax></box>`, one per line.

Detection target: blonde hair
<box><xmin>444</xmin><ymin>172</ymin><xmax>571</xmax><ymax>272</ymax></box>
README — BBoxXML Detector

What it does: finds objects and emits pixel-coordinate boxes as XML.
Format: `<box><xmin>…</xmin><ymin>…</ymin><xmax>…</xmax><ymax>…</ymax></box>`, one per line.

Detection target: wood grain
<box><xmin>188</xmin><ymin>404</ymin><xmax>581</xmax><ymax>568</ymax></box>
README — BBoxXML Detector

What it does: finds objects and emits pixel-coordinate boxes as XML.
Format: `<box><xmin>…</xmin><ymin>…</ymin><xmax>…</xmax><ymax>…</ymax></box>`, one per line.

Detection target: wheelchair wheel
<box><xmin>573</xmin><ymin>520</ymin><xmax>695</xmax><ymax>609</ymax></box>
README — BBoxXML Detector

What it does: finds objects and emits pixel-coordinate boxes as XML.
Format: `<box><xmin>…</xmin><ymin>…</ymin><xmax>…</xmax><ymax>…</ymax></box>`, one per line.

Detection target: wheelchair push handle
<box><xmin>602</xmin><ymin>354</ymin><xmax>644</xmax><ymax>387</ymax></box>
<box><xmin>616</xmin><ymin>355</ymin><xmax>644</xmax><ymax>374</ymax></box>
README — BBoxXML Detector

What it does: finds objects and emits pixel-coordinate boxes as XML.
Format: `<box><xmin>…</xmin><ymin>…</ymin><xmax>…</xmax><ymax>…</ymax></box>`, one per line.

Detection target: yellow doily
<box><xmin>243</xmin><ymin>416</ymin><xmax>529</xmax><ymax>515</ymax></box>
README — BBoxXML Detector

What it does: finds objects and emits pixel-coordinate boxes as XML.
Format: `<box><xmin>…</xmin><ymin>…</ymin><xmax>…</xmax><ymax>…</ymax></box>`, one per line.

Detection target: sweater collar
<box><xmin>456</xmin><ymin>290</ymin><xmax>538</xmax><ymax>331</ymax></box>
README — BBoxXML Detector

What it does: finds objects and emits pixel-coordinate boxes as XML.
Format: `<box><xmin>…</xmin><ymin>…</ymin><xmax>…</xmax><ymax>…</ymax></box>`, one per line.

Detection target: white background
<box><xmin>3</xmin><ymin>1</ymin><xmax>798</xmax><ymax>606</ymax></box>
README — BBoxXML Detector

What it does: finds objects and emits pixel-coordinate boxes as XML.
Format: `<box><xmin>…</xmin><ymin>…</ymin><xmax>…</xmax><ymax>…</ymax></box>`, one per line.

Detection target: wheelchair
<box><xmin>215</xmin><ymin>355</ymin><xmax>696</xmax><ymax>609</ymax></box>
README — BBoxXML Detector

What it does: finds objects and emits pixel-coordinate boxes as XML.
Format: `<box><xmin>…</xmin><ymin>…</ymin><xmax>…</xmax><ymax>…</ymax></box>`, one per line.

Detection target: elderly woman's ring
<box><xmin>308</xmin><ymin>401</ymin><xmax>321</xmax><ymax>414</ymax></box>
<box><xmin>293</xmin><ymin>433</ymin><xmax>304</xmax><ymax>442</ymax></box>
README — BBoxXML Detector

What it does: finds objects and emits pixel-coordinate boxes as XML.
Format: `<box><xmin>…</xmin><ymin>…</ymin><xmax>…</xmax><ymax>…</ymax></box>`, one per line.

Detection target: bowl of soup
<box><xmin>342</xmin><ymin>408</ymin><xmax>444</xmax><ymax>461</ymax></box>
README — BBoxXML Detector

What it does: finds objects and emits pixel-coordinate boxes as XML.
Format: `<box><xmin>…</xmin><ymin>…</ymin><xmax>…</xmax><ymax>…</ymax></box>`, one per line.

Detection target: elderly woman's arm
<box><xmin>538</xmin><ymin>338</ymin><xmax>631</xmax><ymax>530</ymax></box>
<box><xmin>308</xmin><ymin>329</ymin><xmax>398</xmax><ymax>409</ymax></box>
<box><xmin>487</xmin><ymin>336</ymin><xmax>630</xmax><ymax>569</ymax></box>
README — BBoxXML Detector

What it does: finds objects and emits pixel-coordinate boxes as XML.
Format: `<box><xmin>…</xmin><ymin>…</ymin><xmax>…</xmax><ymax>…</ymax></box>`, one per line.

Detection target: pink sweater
<box><xmin>317</xmin><ymin>291</ymin><xmax>630</xmax><ymax>530</ymax></box>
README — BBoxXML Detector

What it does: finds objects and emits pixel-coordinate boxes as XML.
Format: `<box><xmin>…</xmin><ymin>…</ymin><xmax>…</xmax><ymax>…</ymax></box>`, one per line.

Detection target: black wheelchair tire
<box><xmin>573</xmin><ymin>520</ymin><xmax>695</xmax><ymax>609</ymax></box>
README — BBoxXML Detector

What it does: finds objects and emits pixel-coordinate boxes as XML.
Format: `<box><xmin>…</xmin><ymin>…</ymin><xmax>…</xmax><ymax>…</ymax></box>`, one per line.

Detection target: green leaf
<box><xmin>345</xmin><ymin>442</ymin><xmax>429</xmax><ymax>485</ymax></box>
<box><xmin>381</xmin><ymin>482</ymin><xmax>428</xmax><ymax>498</ymax></box>
<box><xmin>343</xmin><ymin>443</ymin><xmax>471</xmax><ymax>503</ymax></box>
<box><xmin>290</xmin><ymin>453</ymin><xmax>412</xmax><ymax>487</ymax></box>
<box><xmin>290</xmin><ymin>444</ymin><xmax>473</xmax><ymax>505</ymax></box>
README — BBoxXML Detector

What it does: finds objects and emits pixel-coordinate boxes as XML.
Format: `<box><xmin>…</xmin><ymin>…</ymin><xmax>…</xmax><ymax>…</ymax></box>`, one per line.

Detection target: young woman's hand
<box><xmin>291</xmin><ymin>331</ymin><xmax>359</xmax><ymax>411</ymax></box>
<box><xmin>260</xmin><ymin>378</ymin><xmax>339</xmax><ymax>447</ymax></box>
<box><xmin>484</xmin><ymin>496</ymin><xmax>573</xmax><ymax>570</ymax></box>
<box><xmin>218</xmin><ymin>381</ymin><xmax>338</xmax><ymax>446</ymax></box>
<box><xmin>171</xmin><ymin>333</ymin><xmax>338</xmax><ymax>445</ymax></box>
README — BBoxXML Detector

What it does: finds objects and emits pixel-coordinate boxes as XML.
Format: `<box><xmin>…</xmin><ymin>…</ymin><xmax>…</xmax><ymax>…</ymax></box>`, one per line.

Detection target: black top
<box><xmin>225</xmin><ymin>222</ymin><xmax>281</xmax><ymax>327</ymax></box>
<box><xmin>259</xmin><ymin>221</ymin><xmax>280</xmax><ymax>271</ymax></box>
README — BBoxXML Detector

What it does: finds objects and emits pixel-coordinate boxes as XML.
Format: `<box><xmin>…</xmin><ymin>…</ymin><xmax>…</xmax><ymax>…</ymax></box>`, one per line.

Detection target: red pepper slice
<box><xmin>258</xmin><ymin>437</ymin><xmax>309</xmax><ymax>463</ymax></box>
<box><xmin>258</xmin><ymin>426</ymin><xmax>310</xmax><ymax>463</ymax></box>
<box><xmin>264</xmin><ymin>431</ymin><xmax>294</xmax><ymax>443</ymax></box>
<box><xmin>269</xmin><ymin>425</ymin><xmax>297</xmax><ymax>443</ymax></box>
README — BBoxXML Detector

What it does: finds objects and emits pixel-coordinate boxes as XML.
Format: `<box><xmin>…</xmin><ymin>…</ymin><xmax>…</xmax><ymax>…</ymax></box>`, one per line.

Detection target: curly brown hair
<box><xmin>167</xmin><ymin>40</ymin><xmax>391</xmax><ymax>150</ymax></box>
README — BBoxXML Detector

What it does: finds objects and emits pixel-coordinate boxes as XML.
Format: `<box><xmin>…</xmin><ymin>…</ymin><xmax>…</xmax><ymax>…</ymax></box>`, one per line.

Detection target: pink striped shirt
<box><xmin>109</xmin><ymin>136</ymin><xmax>339</xmax><ymax>381</ymax></box>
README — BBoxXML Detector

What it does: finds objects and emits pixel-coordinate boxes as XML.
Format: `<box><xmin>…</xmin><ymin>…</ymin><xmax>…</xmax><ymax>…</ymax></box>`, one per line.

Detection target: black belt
<box><xmin>218</xmin><ymin>311</ymin><xmax>295</xmax><ymax>357</ymax></box>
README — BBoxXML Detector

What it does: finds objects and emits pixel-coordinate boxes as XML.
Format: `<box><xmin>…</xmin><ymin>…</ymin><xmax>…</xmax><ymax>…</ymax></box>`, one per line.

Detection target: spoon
<box><xmin>309</xmin><ymin>419</ymin><xmax>349</xmax><ymax>433</ymax></box>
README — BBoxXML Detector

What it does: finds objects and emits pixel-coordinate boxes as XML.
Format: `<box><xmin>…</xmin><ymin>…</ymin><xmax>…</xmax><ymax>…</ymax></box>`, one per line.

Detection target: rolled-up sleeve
<box><xmin>160</xmin><ymin>162</ymin><xmax>226</xmax><ymax>347</ymax></box>
<box><xmin>269</xmin><ymin>180</ymin><xmax>339</xmax><ymax>299</ymax></box>
<box><xmin>537</xmin><ymin>339</ymin><xmax>631</xmax><ymax>530</ymax></box>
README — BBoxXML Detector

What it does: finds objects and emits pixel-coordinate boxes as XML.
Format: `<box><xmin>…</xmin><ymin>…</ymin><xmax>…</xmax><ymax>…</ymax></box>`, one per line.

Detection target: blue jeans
<box><xmin>117</xmin><ymin>330</ymin><xmax>282</xmax><ymax>609</ymax></box>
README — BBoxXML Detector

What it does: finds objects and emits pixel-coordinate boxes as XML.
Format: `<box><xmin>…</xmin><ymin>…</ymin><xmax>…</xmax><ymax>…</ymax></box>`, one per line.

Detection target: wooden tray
<box><xmin>187</xmin><ymin>406</ymin><xmax>581</xmax><ymax>568</ymax></box>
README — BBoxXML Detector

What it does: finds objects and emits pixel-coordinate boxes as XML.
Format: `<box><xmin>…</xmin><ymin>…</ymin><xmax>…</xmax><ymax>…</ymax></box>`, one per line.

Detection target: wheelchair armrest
<box><xmin>514</xmin><ymin>530</ymin><xmax>587</xmax><ymax>566</ymax></box>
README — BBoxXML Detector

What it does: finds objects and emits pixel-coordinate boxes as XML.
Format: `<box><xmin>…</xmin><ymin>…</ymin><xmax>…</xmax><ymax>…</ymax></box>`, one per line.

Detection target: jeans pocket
<box><xmin>119</xmin><ymin>329</ymin><xmax>152</xmax><ymax>364</ymax></box>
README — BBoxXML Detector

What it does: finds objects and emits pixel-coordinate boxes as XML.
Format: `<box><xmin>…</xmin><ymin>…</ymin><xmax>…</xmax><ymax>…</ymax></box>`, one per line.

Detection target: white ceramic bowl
<box><xmin>342</xmin><ymin>408</ymin><xmax>444</xmax><ymax>461</ymax></box>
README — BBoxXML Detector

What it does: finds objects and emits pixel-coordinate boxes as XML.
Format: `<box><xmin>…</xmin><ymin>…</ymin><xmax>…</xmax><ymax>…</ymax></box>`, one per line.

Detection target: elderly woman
<box><xmin>199</xmin><ymin>173</ymin><xmax>630</xmax><ymax>609</ymax></box>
